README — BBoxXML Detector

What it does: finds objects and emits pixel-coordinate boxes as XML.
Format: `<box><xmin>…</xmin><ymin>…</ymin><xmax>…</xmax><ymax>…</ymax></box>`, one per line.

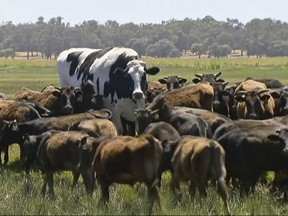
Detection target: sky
<box><xmin>1</xmin><ymin>0</ymin><xmax>288</xmax><ymax>26</ymax></box>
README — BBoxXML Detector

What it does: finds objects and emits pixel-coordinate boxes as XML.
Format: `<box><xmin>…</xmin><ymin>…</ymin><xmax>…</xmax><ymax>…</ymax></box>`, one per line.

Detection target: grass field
<box><xmin>1</xmin><ymin>57</ymin><xmax>288</xmax><ymax>215</ymax></box>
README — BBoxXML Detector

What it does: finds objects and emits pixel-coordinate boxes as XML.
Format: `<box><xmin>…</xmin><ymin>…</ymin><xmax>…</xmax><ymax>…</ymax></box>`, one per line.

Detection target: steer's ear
<box><xmin>79</xmin><ymin>135</ymin><xmax>89</xmax><ymax>150</ymax></box>
<box><xmin>147</xmin><ymin>67</ymin><xmax>160</xmax><ymax>75</ymax></box>
<box><xmin>267</xmin><ymin>129</ymin><xmax>281</xmax><ymax>142</ymax></box>
<box><xmin>192</xmin><ymin>78</ymin><xmax>201</xmax><ymax>84</ymax></box>
<box><xmin>51</xmin><ymin>90</ymin><xmax>61</xmax><ymax>98</ymax></box>
<box><xmin>158</xmin><ymin>77</ymin><xmax>168</xmax><ymax>84</ymax></box>
<box><xmin>114</xmin><ymin>67</ymin><xmax>128</xmax><ymax>76</ymax></box>
<box><xmin>260</xmin><ymin>94</ymin><xmax>270</xmax><ymax>102</ymax></box>
<box><xmin>267</xmin><ymin>134</ymin><xmax>279</xmax><ymax>142</ymax></box>
<box><xmin>234</xmin><ymin>92</ymin><xmax>246</xmax><ymax>102</ymax></box>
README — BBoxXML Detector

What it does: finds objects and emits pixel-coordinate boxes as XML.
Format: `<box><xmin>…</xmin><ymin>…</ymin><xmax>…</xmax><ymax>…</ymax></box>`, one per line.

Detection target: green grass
<box><xmin>1</xmin><ymin>57</ymin><xmax>288</xmax><ymax>215</ymax></box>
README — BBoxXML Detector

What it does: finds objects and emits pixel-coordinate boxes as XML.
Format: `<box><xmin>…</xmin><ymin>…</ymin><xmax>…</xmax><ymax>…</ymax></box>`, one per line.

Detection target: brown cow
<box><xmin>146</xmin><ymin>82</ymin><xmax>214</xmax><ymax>114</ymax></box>
<box><xmin>234</xmin><ymin>79</ymin><xmax>275</xmax><ymax>119</ymax></box>
<box><xmin>37</xmin><ymin>131</ymin><xmax>97</xmax><ymax>196</ymax></box>
<box><xmin>92</xmin><ymin>134</ymin><xmax>163</xmax><ymax>214</ymax></box>
<box><xmin>15</xmin><ymin>86</ymin><xmax>74</xmax><ymax>116</ymax></box>
<box><xmin>168</xmin><ymin>135</ymin><xmax>230</xmax><ymax>214</ymax></box>
<box><xmin>68</xmin><ymin>118</ymin><xmax>118</xmax><ymax>138</ymax></box>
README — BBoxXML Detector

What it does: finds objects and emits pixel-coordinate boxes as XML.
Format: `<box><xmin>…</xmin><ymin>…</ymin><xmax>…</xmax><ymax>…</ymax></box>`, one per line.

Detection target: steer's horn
<box><xmin>214</xmin><ymin>72</ymin><xmax>222</xmax><ymax>78</ymax></box>
<box><xmin>195</xmin><ymin>73</ymin><xmax>203</xmax><ymax>78</ymax></box>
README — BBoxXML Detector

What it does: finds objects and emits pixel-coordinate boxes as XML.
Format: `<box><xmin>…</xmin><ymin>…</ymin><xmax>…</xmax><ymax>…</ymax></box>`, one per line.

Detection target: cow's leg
<box><xmin>80</xmin><ymin>168</ymin><xmax>95</xmax><ymax>195</ymax></box>
<box><xmin>217</xmin><ymin>178</ymin><xmax>231</xmax><ymax>215</ymax></box>
<box><xmin>41</xmin><ymin>173</ymin><xmax>48</xmax><ymax>196</ymax></box>
<box><xmin>188</xmin><ymin>178</ymin><xmax>197</xmax><ymax>202</ymax></box>
<box><xmin>4</xmin><ymin>145</ymin><xmax>9</xmax><ymax>165</ymax></box>
<box><xmin>72</xmin><ymin>171</ymin><xmax>80</xmax><ymax>188</ymax></box>
<box><xmin>46</xmin><ymin>172</ymin><xmax>55</xmax><ymax>197</ymax></box>
<box><xmin>146</xmin><ymin>179</ymin><xmax>162</xmax><ymax>214</ymax></box>
<box><xmin>97</xmin><ymin>176</ymin><xmax>110</xmax><ymax>206</ymax></box>
<box><xmin>170</xmin><ymin>175</ymin><xmax>182</xmax><ymax>203</ymax></box>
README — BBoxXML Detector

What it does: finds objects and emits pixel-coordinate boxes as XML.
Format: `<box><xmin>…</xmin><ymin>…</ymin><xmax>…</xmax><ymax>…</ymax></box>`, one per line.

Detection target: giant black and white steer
<box><xmin>57</xmin><ymin>47</ymin><xmax>160</xmax><ymax>134</ymax></box>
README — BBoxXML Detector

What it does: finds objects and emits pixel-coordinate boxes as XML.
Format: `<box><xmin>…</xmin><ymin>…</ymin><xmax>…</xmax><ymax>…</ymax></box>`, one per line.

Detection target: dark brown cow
<box><xmin>142</xmin><ymin>121</ymin><xmax>181</xmax><ymax>187</ymax></box>
<box><xmin>165</xmin><ymin>106</ymin><xmax>232</xmax><ymax>134</ymax></box>
<box><xmin>270</xmin><ymin>86</ymin><xmax>288</xmax><ymax>116</ymax></box>
<box><xmin>15</xmin><ymin>87</ymin><xmax>74</xmax><ymax>116</ymax></box>
<box><xmin>37</xmin><ymin>131</ymin><xmax>97</xmax><ymax>196</ymax></box>
<box><xmin>212</xmin><ymin>116</ymin><xmax>288</xmax><ymax>140</ymax></box>
<box><xmin>216</xmin><ymin>125</ymin><xmax>288</xmax><ymax>195</ymax></box>
<box><xmin>210</xmin><ymin>81</ymin><xmax>230</xmax><ymax>117</ymax></box>
<box><xmin>167</xmin><ymin>135</ymin><xmax>230</xmax><ymax>214</ymax></box>
<box><xmin>158</xmin><ymin>75</ymin><xmax>187</xmax><ymax>90</ymax></box>
<box><xmin>92</xmin><ymin>134</ymin><xmax>163</xmax><ymax>214</ymax></box>
<box><xmin>0</xmin><ymin>99</ymin><xmax>41</xmax><ymax>164</ymax></box>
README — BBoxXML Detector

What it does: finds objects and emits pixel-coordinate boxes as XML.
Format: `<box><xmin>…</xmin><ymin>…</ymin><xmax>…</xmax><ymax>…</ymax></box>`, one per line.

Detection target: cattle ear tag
<box><xmin>81</xmin><ymin>145</ymin><xmax>88</xmax><ymax>150</ymax></box>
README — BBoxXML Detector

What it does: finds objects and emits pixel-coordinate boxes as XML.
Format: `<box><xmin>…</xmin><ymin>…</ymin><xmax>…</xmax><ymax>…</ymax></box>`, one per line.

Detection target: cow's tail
<box><xmin>210</xmin><ymin>140</ymin><xmax>231</xmax><ymax>215</ymax></box>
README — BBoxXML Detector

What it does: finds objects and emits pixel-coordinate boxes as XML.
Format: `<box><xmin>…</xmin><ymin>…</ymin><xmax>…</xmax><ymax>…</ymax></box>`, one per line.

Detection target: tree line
<box><xmin>1</xmin><ymin>16</ymin><xmax>288</xmax><ymax>59</ymax></box>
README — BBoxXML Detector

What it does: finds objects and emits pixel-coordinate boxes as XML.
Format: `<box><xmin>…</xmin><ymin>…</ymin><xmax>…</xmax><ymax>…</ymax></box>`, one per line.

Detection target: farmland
<box><xmin>1</xmin><ymin>57</ymin><xmax>288</xmax><ymax>215</ymax></box>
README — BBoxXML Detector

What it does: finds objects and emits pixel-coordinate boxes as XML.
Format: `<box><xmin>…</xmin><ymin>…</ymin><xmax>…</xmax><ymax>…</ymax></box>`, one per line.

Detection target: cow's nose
<box><xmin>63</xmin><ymin>105</ymin><xmax>73</xmax><ymax>114</ymax></box>
<box><xmin>248</xmin><ymin>113</ymin><xmax>257</xmax><ymax>119</ymax></box>
<box><xmin>213</xmin><ymin>100</ymin><xmax>221</xmax><ymax>109</ymax></box>
<box><xmin>133</xmin><ymin>91</ymin><xmax>144</xmax><ymax>100</ymax></box>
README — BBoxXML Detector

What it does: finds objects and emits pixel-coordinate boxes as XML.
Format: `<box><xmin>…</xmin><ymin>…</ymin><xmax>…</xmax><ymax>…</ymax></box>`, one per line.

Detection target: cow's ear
<box><xmin>234</xmin><ymin>94</ymin><xmax>246</xmax><ymax>102</ymax></box>
<box><xmin>267</xmin><ymin>134</ymin><xmax>279</xmax><ymax>142</ymax></box>
<box><xmin>51</xmin><ymin>90</ymin><xmax>61</xmax><ymax>97</ymax></box>
<box><xmin>79</xmin><ymin>135</ymin><xmax>89</xmax><ymax>150</ymax></box>
<box><xmin>158</xmin><ymin>78</ymin><xmax>167</xmax><ymax>84</ymax></box>
<box><xmin>260</xmin><ymin>94</ymin><xmax>270</xmax><ymax>101</ymax></box>
<box><xmin>114</xmin><ymin>68</ymin><xmax>127</xmax><ymax>75</ymax></box>
<box><xmin>147</xmin><ymin>67</ymin><xmax>160</xmax><ymax>75</ymax></box>
<box><xmin>179</xmin><ymin>78</ymin><xmax>187</xmax><ymax>84</ymax></box>
<box><xmin>192</xmin><ymin>78</ymin><xmax>200</xmax><ymax>84</ymax></box>
<box><xmin>23</xmin><ymin>133</ymin><xmax>30</xmax><ymax>141</ymax></box>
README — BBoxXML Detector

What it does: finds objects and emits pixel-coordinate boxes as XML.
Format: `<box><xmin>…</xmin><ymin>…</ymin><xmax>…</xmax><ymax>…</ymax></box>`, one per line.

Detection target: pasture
<box><xmin>1</xmin><ymin>57</ymin><xmax>288</xmax><ymax>215</ymax></box>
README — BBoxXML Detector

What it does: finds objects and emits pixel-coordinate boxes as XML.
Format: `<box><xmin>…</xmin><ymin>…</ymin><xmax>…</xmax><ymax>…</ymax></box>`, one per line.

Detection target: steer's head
<box><xmin>267</xmin><ymin>127</ymin><xmax>288</xmax><ymax>158</ymax></box>
<box><xmin>112</xmin><ymin>59</ymin><xmax>160</xmax><ymax>104</ymax></box>
<box><xmin>234</xmin><ymin>89</ymin><xmax>271</xmax><ymax>119</ymax></box>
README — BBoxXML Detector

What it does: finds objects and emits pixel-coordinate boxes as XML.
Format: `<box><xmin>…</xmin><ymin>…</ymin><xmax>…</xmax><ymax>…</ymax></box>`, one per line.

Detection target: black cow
<box><xmin>216</xmin><ymin>125</ymin><xmax>288</xmax><ymax>195</ymax></box>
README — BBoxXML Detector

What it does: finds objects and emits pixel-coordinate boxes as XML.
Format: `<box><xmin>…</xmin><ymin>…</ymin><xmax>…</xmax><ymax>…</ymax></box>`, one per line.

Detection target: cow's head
<box><xmin>271</xmin><ymin>87</ymin><xmax>288</xmax><ymax>116</ymax></box>
<box><xmin>210</xmin><ymin>81</ymin><xmax>229</xmax><ymax>116</ymax></box>
<box><xmin>234</xmin><ymin>89</ymin><xmax>272</xmax><ymax>119</ymax></box>
<box><xmin>158</xmin><ymin>76</ymin><xmax>187</xmax><ymax>91</ymax></box>
<box><xmin>267</xmin><ymin>127</ymin><xmax>288</xmax><ymax>158</ymax></box>
<box><xmin>112</xmin><ymin>60</ymin><xmax>160</xmax><ymax>102</ymax></box>
<box><xmin>135</xmin><ymin>108</ymin><xmax>159</xmax><ymax>134</ymax></box>
<box><xmin>192</xmin><ymin>72</ymin><xmax>224</xmax><ymax>84</ymax></box>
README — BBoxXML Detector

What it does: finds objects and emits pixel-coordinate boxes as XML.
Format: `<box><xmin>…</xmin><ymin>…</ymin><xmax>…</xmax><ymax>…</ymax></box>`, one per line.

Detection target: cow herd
<box><xmin>1</xmin><ymin>46</ymin><xmax>288</xmax><ymax>214</ymax></box>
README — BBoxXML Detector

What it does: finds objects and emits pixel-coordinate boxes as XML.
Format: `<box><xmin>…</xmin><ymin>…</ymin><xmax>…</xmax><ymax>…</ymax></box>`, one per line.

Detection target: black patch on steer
<box><xmin>78</xmin><ymin>47</ymin><xmax>114</xmax><ymax>85</ymax></box>
<box><xmin>67</xmin><ymin>51</ymin><xmax>85</xmax><ymax>76</ymax></box>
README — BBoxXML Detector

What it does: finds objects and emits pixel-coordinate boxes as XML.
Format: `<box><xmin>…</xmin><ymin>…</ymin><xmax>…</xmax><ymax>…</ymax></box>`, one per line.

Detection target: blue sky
<box><xmin>1</xmin><ymin>0</ymin><xmax>288</xmax><ymax>25</ymax></box>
